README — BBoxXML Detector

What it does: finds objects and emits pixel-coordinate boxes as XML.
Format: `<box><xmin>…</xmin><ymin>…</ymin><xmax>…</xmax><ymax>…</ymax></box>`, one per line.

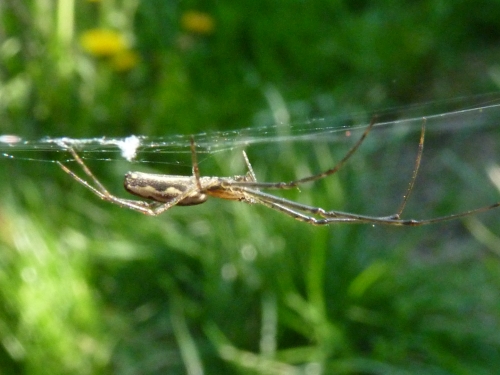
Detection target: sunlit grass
<box><xmin>0</xmin><ymin>187</ymin><xmax>109</xmax><ymax>374</ymax></box>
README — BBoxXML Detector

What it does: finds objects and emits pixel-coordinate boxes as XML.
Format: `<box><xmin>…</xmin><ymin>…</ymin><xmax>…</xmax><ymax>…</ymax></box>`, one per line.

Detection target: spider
<box><xmin>58</xmin><ymin>119</ymin><xmax>500</xmax><ymax>225</ymax></box>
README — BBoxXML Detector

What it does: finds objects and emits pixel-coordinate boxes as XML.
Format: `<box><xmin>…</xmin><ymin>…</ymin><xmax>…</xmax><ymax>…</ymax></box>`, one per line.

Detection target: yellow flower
<box><xmin>180</xmin><ymin>11</ymin><xmax>215</xmax><ymax>35</ymax></box>
<box><xmin>80</xmin><ymin>29</ymin><xmax>127</xmax><ymax>57</ymax></box>
<box><xmin>110</xmin><ymin>49</ymin><xmax>140</xmax><ymax>71</ymax></box>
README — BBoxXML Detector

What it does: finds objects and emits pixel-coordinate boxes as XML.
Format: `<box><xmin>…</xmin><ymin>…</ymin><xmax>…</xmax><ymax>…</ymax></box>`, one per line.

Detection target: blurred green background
<box><xmin>2</xmin><ymin>0</ymin><xmax>500</xmax><ymax>374</ymax></box>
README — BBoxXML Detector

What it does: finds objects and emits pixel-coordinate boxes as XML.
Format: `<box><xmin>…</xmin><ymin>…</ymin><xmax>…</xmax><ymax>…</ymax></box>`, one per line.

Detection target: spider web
<box><xmin>2</xmin><ymin>93</ymin><xmax>500</xmax><ymax>166</ymax></box>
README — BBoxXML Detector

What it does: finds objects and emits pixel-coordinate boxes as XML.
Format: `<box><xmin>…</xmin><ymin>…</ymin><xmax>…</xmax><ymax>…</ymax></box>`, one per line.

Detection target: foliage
<box><xmin>1</xmin><ymin>0</ymin><xmax>500</xmax><ymax>374</ymax></box>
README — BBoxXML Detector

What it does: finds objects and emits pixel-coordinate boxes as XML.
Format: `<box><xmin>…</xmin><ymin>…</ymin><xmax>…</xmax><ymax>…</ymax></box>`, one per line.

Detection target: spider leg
<box><xmin>61</xmin><ymin>147</ymin><xmax>111</xmax><ymax>195</ymax></box>
<box><xmin>190</xmin><ymin>136</ymin><xmax>203</xmax><ymax>191</ymax></box>
<box><xmin>59</xmin><ymin>148</ymin><xmax>200</xmax><ymax>216</ymax></box>
<box><xmin>59</xmin><ymin>161</ymin><xmax>160</xmax><ymax>214</ymax></box>
<box><xmin>393</xmin><ymin>118</ymin><xmax>426</xmax><ymax>219</ymax></box>
<box><xmin>238</xmin><ymin>186</ymin><xmax>500</xmax><ymax>226</ymax></box>
<box><xmin>253</xmin><ymin>197</ymin><xmax>359</xmax><ymax>225</ymax></box>
<box><xmin>236</xmin><ymin>186</ymin><xmax>403</xmax><ymax>225</ymax></box>
<box><xmin>242</xmin><ymin>151</ymin><xmax>257</xmax><ymax>182</ymax></box>
<box><xmin>226</xmin><ymin>117</ymin><xmax>377</xmax><ymax>190</ymax></box>
<box><xmin>386</xmin><ymin>202</ymin><xmax>500</xmax><ymax>226</ymax></box>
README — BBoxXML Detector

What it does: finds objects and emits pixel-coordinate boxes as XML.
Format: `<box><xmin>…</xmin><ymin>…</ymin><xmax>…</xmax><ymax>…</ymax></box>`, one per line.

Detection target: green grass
<box><xmin>1</xmin><ymin>1</ymin><xmax>500</xmax><ymax>374</ymax></box>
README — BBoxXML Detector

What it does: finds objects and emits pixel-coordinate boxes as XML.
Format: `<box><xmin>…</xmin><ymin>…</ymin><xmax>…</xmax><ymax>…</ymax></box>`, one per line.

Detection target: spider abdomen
<box><xmin>124</xmin><ymin>172</ymin><xmax>207</xmax><ymax>206</ymax></box>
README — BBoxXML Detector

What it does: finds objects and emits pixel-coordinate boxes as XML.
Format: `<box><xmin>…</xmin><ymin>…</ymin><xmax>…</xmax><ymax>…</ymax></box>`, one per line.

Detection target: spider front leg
<box><xmin>225</xmin><ymin>117</ymin><xmax>377</xmax><ymax>191</ymax></box>
<box><xmin>255</xmin><ymin>197</ymin><xmax>358</xmax><ymax>225</ymax></box>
